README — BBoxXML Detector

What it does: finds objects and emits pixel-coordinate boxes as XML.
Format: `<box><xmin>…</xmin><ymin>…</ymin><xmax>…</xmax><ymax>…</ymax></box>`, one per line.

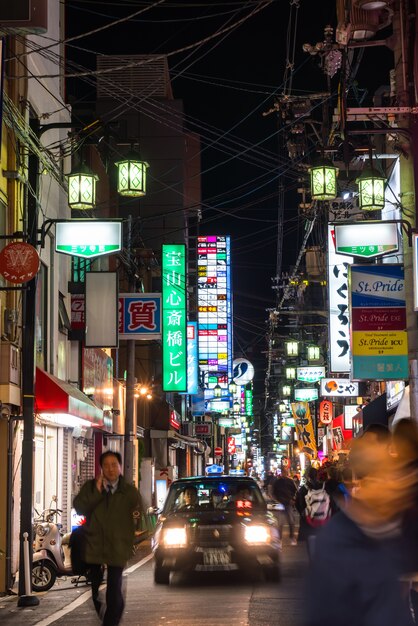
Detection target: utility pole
<box><xmin>124</xmin><ymin>215</ymin><xmax>136</xmax><ymax>483</ymax></box>
<box><xmin>17</xmin><ymin>117</ymin><xmax>39</xmax><ymax>606</ymax></box>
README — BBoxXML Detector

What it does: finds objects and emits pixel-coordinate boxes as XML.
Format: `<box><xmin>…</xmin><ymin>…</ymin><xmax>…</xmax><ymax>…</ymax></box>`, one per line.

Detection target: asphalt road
<box><xmin>0</xmin><ymin>539</ymin><xmax>307</xmax><ymax>626</ymax></box>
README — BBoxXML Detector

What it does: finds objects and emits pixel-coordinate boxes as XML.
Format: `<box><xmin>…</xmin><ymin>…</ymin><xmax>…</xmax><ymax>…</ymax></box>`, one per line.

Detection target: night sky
<box><xmin>65</xmin><ymin>0</ymin><xmax>392</xmax><ymax>396</ymax></box>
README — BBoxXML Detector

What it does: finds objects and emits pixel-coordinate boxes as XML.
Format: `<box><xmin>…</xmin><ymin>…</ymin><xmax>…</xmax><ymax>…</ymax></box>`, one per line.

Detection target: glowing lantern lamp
<box><xmin>115</xmin><ymin>153</ymin><xmax>149</xmax><ymax>197</ymax></box>
<box><xmin>285</xmin><ymin>340</ymin><xmax>298</xmax><ymax>357</ymax></box>
<box><xmin>67</xmin><ymin>163</ymin><xmax>98</xmax><ymax>210</ymax></box>
<box><xmin>309</xmin><ymin>162</ymin><xmax>338</xmax><ymax>200</ymax></box>
<box><xmin>282</xmin><ymin>385</ymin><xmax>291</xmax><ymax>397</ymax></box>
<box><xmin>307</xmin><ymin>345</ymin><xmax>320</xmax><ymax>361</ymax></box>
<box><xmin>214</xmin><ymin>383</ymin><xmax>222</xmax><ymax>398</ymax></box>
<box><xmin>356</xmin><ymin>169</ymin><xmax>386</xmax><ymax>211</ymax></box>
<box><xmin>286</xmin><ymin>367</ymin><xmax>296</xmax><ymax>380</ymax></box>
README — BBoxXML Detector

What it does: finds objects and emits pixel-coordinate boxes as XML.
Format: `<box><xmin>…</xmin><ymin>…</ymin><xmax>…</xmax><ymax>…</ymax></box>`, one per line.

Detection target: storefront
<box><xmin>34</xmin><ymin>367</ymin><xmax>105</xmax><ymax>531</ymax></box>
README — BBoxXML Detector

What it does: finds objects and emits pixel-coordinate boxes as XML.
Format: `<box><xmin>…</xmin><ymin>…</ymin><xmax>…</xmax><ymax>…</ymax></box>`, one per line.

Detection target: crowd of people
<box><xmin>266</xmin><ymin>419</ymin><xmax>418</xmax><ymax>625</ymax></box>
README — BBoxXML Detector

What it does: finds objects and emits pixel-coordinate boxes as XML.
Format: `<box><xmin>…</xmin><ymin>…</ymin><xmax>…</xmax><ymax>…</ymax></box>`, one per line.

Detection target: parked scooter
<box><xmin>32</xmin><ymin>506</ymin><xmax>89</xmax><ymax>592</ymax></box>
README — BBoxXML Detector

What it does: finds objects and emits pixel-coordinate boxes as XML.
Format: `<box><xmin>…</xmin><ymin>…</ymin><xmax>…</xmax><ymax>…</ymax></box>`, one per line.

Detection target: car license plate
<box><xmin>203</xmin><ymin>549</ymin><xmax>230</xmax><ymax>566</ymax></box>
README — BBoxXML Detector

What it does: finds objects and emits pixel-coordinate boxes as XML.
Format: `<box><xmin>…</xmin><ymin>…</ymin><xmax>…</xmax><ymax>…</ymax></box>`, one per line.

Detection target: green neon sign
<box><xmin>162</xmin><ymin>244</ymin><xmax>187</xmax><ymax>392</ymax></box>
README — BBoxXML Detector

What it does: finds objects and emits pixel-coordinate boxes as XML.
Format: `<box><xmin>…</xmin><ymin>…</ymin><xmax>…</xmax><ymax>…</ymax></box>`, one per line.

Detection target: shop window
<box><xmin>58</xmin><ymin>292</ymin><xmax>71</xmax><ymax>333</ymax></box>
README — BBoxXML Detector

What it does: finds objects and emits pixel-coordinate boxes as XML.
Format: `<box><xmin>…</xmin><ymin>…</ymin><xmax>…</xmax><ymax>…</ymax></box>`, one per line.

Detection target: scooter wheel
<box><xmin>32</xmin><ymin>561</ymin><xmax>57</xmax><ymax>592</ymax></box>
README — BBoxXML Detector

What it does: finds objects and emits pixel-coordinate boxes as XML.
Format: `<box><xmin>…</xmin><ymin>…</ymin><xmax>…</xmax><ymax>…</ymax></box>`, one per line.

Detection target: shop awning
<box><xmin>35</xmin><ymin>367</ymin><xmax>104</xmax><ymax>427</ymax></box>
<box><xmin>151</xmin><ymin>429</ymin><xmax>206</xmax><ymax>454</ymax></box>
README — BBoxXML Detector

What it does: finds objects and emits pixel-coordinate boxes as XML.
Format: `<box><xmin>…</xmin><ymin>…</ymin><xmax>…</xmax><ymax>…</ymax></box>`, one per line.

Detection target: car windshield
<box><xmin>163</xmin><ymin>479</ymin><xmax>266</xmax><ymax>514</ymax></box>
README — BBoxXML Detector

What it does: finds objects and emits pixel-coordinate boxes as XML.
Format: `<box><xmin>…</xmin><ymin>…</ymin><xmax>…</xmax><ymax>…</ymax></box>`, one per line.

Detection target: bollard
<box><xmin>17</xmin><ymin>532</ymin><xmax>39</xmax><ymax>607</ymax></box>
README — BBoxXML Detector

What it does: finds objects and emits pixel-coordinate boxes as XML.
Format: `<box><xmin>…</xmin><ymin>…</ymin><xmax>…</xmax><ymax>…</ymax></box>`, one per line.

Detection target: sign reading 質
<box><xmin>119</xmin><ymin>294</ymin><xmax>161</xmax><ymax>339</ymax></box>
<box><xmin>162</xmin><ymin>244</ymin><xmax>187</xmax><ymax>392</ymax></box>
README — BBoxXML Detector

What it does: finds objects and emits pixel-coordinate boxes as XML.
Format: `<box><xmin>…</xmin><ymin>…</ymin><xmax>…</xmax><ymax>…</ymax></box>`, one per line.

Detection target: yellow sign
<box><xmin>291</xmin><ymin>401</ymin><xmax>317</xmax><ymax>458</ymax></box>
<box><xmin>352</xmin><ymin>330</ymin><xmax>408</xmax><ymax>356</ymax></box>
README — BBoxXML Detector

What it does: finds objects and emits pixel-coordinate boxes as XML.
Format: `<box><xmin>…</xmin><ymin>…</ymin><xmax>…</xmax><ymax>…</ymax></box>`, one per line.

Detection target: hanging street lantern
<box><xmin>233</xmin><ymin>400</ymin><xmax>241</xmax><ymax>414</ymax></box>
<box><xmin>286</xmin><ymin>367</ymin><xmax>296</xmax><ymax>380</ymax></box>
<box><xmin>67</xmin><ymin>163</ymin><xmax>98</xmax><ymax>210</ymax></box>
<box><xmin>115</xmin><ymin>153</ymin><xmax>149</xmax><ymax>197</ymax></box>
<box><xmin>356</xmin><ymin>168</ymin><xmax>386</xmax><ymax>211</ymax></box>
<box><xmin>282</xmin><ymin>385</ymin><xmax>292</xmax><ymax>397</ymax></box>
<box><xmin>309</xmin><ymin>161</ymin><xmax>338</xmax><ymax>200</ymax></box>
<box><xmin>307</xmin><ymin>345</ymin><xmax>320</xmax><ymax>361</ymax></box>
<box><xmin>213</xmin><ymin>383</ymin><xmax>222</xmax><ymax>398</ymax></box>
<box><xmin>285</xmin><ymin>340</ymin><xmax>299</xmax><ymax>357</ymax></box>
<box><xmin>228</xmin><ymin>380</ymin><xmax>237</xmax><ymax>395</ymax></box>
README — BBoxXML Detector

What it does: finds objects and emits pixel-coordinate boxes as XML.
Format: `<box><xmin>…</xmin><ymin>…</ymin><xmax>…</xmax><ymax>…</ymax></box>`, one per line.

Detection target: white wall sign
<box><xmin>56</xmin><ymin>221</ymin><xmax>122</xmax><ymax>258</ymax></box>
<box><xmin>294</xmin><ymin>388</ymin><xmax>318</xmax><ymax>402</ymax></box>
<box><xmin>328</xmin><ymin>225</ymin><xmax>353</xmax><ymax>372</ymax></box>
<box><xmin>297</xmin><ymin>366</ymin><xmax>325</xmax><ymax>383</ymax></box>
<box><xmin>320</xmin><ymin>378</ymin><xmax>359</xmax><ymax>397</ymax></box>
<box><xmin>335</xmin><ymin>222</ymin><xmax>399</xmax><ymax>258</ymax></box>
<box><xmin>233</xmin><ymin>358</ymin><xmax>255</xmax><ymax>385</ymax></box>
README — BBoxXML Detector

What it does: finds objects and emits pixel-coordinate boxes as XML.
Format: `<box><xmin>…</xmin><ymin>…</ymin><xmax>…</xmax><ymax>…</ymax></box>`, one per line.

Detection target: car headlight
<box><xmin>244</xmin><ymin>525</ymin><xmax>271</xmax><ymax>544</ymax></box>
<box><xmin>162</xmin><ymin>527</ymin><xmax>187</xmax><ymax>548</ymax></box>
<box><xmin>36</xmin><ymin>524</ymin><xmax>50</xmax><ymax>538</ymax></box>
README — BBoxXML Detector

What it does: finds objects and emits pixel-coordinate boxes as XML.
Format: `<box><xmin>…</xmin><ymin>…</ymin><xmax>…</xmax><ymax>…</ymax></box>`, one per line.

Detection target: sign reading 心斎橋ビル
<box><xmin>162</xmin><ymin>244</ymin><xmax>187</xmax><ymax>392</ymax></box>
<box><xmin>350</xmin><ymin>264</ymin><xmax>408</xmax><ymax>380</ymax></box>
<box><xmin>56</xmin><ymin>221</ymin><xmax>122</xmax><ymax>258</ymax></box>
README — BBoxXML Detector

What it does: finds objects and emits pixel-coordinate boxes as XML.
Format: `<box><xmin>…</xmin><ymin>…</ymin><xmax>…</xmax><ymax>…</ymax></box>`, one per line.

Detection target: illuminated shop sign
<box><xmin>294</xmin><ymin>388</ymin><xmax>318</xmax><ymax>402</ymax></box>
<box><xmin>320</xmin><ymin>378</ymin><xmax>359</xmax><ymax>397</ymax></box>
<box><xmin>334</xmin><ymin>222</ymin><xmax>399</xmax><ymax>258</ymax></box>
<box><xmin>162</xmin><ymin>244</ymin><xmax>187</xmax><ymax>392</ymax></box>
<box><xmin>56</xmin><ymin>221</ymin><xmax>122</xmax><ymax>258</ymax></box>
<box><xmin>119</xmin><ymin>294</ymin><xmax>161</xmax><ymax>339</ymax></box>
<box><xmin>197</xmin><ymin>236</ymin><xmax>232</xmax><ymax>396</ymax></box>
<box><xmin>296</xmin><ymin>366</ymin><xmax>325</xmax><ymax>383</ymax></box>
<box><xmin>328</xmin><ymin>225</ymin><xmax>353</xmax><ymax>373</ymax></box>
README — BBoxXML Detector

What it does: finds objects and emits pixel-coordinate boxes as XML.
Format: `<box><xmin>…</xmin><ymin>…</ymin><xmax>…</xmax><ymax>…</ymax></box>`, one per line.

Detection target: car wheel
<box><xmin>263</xmin><ymin>563</ymin><xmax>281</xmax><ymax>583</ymax></box>
<box><xmin>154</xmin><ymin>563</ymin><xmax>170</xmax><ymax>585</ymax></box>
<box><xmin>32</xmin><ymin>561</ymin><xmax>57</xmax><ymax>592</ymax></box>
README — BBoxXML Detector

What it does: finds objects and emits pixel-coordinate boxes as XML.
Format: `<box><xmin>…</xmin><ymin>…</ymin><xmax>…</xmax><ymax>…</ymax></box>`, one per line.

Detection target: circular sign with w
<box><xmin>0</xmin><ymin>242</ymin><xmax>40</xmax><ymax>284</ymax></box>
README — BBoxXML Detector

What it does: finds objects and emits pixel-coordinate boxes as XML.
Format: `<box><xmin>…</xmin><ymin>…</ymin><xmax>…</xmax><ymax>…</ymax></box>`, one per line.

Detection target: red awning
<box><xmin>35</xmin><ymin>367</ymin><xmax>104</xmax><ymax>427</ymax></box>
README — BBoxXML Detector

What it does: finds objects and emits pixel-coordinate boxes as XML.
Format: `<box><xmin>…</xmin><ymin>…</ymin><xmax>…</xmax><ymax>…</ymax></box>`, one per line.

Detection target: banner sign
<box><xmin>320</xmin><ymin>378</ymin><xmax>359</xmax><ymax>397</ymax></box>
<box><xmin>319</xmin><ymin>400</ymin><xmax>333</xmax><ymax>424</ymax></box>
<box><xmin>291</xmin><ymin>402</ymin><xmax>317</xmax><ymax>458</ymax></box>
<box><xmin>350</xmin><ymin>264</ymin><xmax>408</xmax><ymax>380</ymax></box>
<box><xmin>328</xmin><ymin>226</ymin><xmax>353</xmax><ymax>373</ymax></box>
<box><xmin>334</xmin><ymin>222</ymin><xmax>399</xmax><ymax>258</ymax></box>
<box><xmin>118</xmin><ymin>294</ymin><xmax>161</xmax><ymax>339</ymax></box>
<box><xmin>297</xmin><ymin>366</ymin><xmax>325</xmax><ymax>383</ymax></box>
<box><xmin>56</xmin><ymin>221</ymin><xmax>122</xmax><ymax>258</ymax></box>
<box><xmin>332</xmin><ymin>426</ymin><xmax>344</xmax><ymax>450</ymax></box>
<box><xmin>162</xmin><ymin>244</ymin><xmax>187</xmax><ymax>392</ymax></box>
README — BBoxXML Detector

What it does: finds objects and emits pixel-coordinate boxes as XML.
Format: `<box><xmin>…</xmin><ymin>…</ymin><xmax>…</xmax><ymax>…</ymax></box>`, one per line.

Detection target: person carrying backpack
<box><xmin>296</xmin><ymin>466</ymin><xmax>331</xmax><ymax>558</ymax></box>
<box><xmin>271</xmin><ymin>468</ymin><xmax>298</xmax><ymax>545</ymax></box>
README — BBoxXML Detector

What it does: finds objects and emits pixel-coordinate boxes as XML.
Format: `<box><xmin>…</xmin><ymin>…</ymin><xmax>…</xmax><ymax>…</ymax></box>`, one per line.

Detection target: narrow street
<box><xmin>0</xmin><ymin>541</ymin><xmax>307</xmax><ymax>626</ymax></box>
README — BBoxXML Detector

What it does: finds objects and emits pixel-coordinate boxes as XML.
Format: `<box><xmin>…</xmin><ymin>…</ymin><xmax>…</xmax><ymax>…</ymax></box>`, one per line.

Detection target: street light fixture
<box><xmin>282</xmin><ymin>385</ymin><xmax>292</xmax><ymax>397</ymax></box>
<box><xmin>309</xmin><ymin>161</ymin><xmax>338</xmax><ymax>200</ymax></box>
<box><xmin>115</xmin><ymin>152</ymin><xmax>149</xmax><ymax>197</ymax></box>
<box><xmin>356</xmin><ymin>168</ymin><xmax>386</xmax><ymax>211</ymax></box>
<box><xmin>233</xmin><ymin>400</ymin><xmax>241</xmax><ymax>414</ymax></box>
<box><xmin>285</xmin><ymin>340</ymin><xmax>298</xmax><ymax>357</ymax></box>
<box><xmin>67</xmin><ymin>162</ymin><xmax>98</xmax><ymax>210</ymax></box>
<box><xmin>214</xmin><ymin>383</ymin><xmax>222</xmax><ymax>398</ymax></box>
<box><xmin>286</xmin><ymin>367</ymin><xmax>296</xmax><ymax>380</ymax></box>
<box><xmin>307</xmin><ymin>345</ymin><xmax>320</xmax><ymax>361</ymax></box>
<box><xmin>228</xmin><ymin>380</ymin><xmax>237</xmax><ymax>395</ymax></box>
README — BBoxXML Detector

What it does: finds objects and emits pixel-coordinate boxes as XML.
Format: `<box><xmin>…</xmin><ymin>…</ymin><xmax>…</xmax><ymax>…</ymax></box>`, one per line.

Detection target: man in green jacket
<box><xmin>73</xmin><ymin>450</ymin><xmax>140</xmax><ymax>626</ymax></box>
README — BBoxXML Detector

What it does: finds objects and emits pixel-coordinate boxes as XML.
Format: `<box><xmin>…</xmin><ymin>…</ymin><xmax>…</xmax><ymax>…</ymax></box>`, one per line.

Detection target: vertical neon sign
<box><xmin>162</xmin><ymin>244</ymin><xmax>187</xmax><ymax>392</ymax></box>
<box><xmin>197</xmin><ymin>235</ymin><xmax>232</xmax><ymax>395</ymax></box>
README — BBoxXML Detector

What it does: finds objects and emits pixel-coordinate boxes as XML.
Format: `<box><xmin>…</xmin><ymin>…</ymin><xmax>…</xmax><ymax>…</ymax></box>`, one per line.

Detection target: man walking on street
<box><xmin>73</xmin><ymin>450</ymin><xmax>140</xmax><ymax>626</ymax></box>
<box><xmin>272</xmin><ymin>468</ymin><xmax>298</xmax><ymax>545</ymax></box>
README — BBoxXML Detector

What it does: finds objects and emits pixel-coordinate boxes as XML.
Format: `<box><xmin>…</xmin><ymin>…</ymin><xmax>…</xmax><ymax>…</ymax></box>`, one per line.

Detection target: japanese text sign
<box><xmin>119</xmin><ymin>294</ymin><xmax>161</xmax><ymax>339</ymax></box>
<box><xmin>291</xmin><ymin>402</ymin><xmax>317</xmax><ymax>458</ymax></box>
<box><xmin>350</xmin><ymin>264</ymin><xmax>408</xmax><ymax>380</ymax></box>
<box><xmin>320</xmin><ymin>378</ymin><xmax>359</xmax><ymax>397</ymax></box>
<box><xmin>328</xmin><ymin>225</ymin><xmax>353</xmax><ymax>372</ymax></box>
<box><xmin>162</xmin><ymin>244</ymin><xmax>187</xmax><ymax>392</ymax></box>
<box><xmin>180</xmin><ymin>322</ymin><xmax>199</xmax><ymax>396</ymax></box>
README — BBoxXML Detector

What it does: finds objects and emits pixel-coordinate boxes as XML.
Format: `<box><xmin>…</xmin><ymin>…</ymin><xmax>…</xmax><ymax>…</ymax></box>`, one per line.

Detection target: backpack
<box><xmin>69</xmin><ymin>525</ymin><xmax>88</xmax><ymax>575</ymax></box>
<box><xmin>305</xmin><ymin>483</ymin><xmax>331</xmax><ymax>527</ymax></box>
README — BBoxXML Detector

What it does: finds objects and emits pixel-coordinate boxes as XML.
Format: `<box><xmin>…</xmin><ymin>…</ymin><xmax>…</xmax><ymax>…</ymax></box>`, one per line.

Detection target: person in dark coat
<box><xmin>73</xmin><ymin>450</ymin><xmax>141</xmax><ymax>626</ymax></box>
<box><xmin>295</xmin><ymin>466</ymin><xmax>324</xmax><ymax>556</ymax></box>
<box><xmin>304</xmin><ymin>509</ymin><xmax>414</xmax><ymax>626</ymax></box>
<box><xmin>272</xmin><ymin>468</ymin><xmax>297</xmax><ymax>545</ymax></box>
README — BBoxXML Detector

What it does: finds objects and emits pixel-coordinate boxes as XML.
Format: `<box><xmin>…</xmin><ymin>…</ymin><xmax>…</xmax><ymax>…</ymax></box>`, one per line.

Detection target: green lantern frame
<box><xmin>115</xmin><ymin>154</ymin><xmax>149</xmax><ymax>197</ymax></box>
<box><xmin>309</xmin><ymin>162</ymin><xmax>338</xmax><ymax>200</ymax></box>
<box><xmin>356</xmin><ymin>168</ymin><xmax>386</xmax><ymax>211</ymax></box>
<box><xmin>67</xmin><ymin>163</ymin><xmax>98</xmax><ymax>210</ymax></box>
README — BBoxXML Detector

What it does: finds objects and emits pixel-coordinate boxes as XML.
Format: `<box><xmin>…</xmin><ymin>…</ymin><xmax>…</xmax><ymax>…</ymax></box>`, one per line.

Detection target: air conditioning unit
<box><xmin>0</xmin><ymin>343</ymin><xmax>20</xmax><ymax>385</ymax></box>
<box><xmin>0</xmin><ymin>0</ymin><xmax>48</xmax><ymax>34</ymax></box>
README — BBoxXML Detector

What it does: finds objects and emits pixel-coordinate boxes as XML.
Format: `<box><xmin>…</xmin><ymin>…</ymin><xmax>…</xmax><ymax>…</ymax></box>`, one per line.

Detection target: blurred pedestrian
<box><xmin>296</xmin><ymin>466</ymin><xmax>331</xmax><ymax>558</ymax></box>
<box><xmin>304</xmin><ymin>426</ymin><xmax>416</xmax><ymax>626</ymax></box>
<box><xmin>73</xmin><ymin>451</ymin><xmax>141</xmax><ymax>626</ymax></box>
<box><xmin>272</xmin><ymin>469</ymin><xmax>297</xmax><ymax>545</ymax></box>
